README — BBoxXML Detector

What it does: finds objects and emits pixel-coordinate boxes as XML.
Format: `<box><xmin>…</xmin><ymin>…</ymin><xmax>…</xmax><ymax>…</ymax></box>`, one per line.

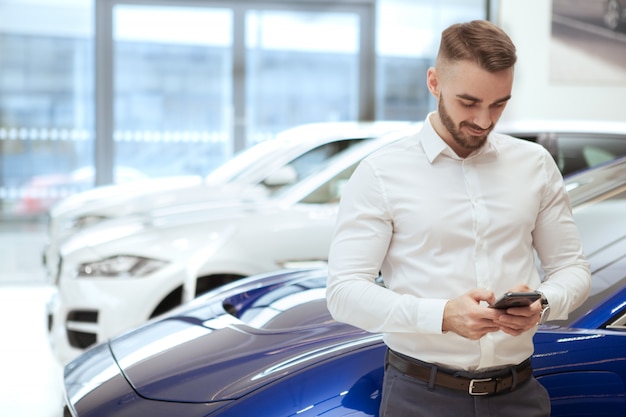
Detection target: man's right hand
<box><xmin>442</xmin><ymin>289</ymin><xmax>502</xmax><ymax>339</ymax></box>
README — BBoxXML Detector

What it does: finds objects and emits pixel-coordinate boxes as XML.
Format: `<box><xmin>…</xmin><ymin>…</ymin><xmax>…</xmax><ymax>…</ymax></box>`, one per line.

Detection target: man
<box><xmin>326</xmin><ymin>20</ymin><xmax>591</xmax><ymax>417</ymax></box>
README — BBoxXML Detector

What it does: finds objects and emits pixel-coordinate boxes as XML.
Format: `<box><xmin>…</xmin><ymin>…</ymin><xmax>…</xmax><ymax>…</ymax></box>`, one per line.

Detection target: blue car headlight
<box><xmin>78</xmin><ymin>255</ymin><xmax>168</xmax><ymax>278</ymax></box>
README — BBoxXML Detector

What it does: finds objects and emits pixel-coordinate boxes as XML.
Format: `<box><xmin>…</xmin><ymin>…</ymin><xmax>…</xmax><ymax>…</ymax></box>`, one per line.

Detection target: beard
<box><xmin>438</xmin><ymin>96</ymin><xmax>493</xmax><ymax>153</ymax></box>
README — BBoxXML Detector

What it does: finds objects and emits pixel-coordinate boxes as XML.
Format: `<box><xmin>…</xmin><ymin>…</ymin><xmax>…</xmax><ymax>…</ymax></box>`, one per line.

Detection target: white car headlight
<box><xmin>78</xmin><ymin>255</ymin><xmax>168</xmax><ymax>278</ymax></box>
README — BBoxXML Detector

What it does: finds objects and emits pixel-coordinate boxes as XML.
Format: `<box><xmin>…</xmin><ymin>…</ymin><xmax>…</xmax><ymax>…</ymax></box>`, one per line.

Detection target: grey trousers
<box><xmin>379</xmin><ymin>353</ymin><xmax>551</xmax><ymax>417</ymax></box>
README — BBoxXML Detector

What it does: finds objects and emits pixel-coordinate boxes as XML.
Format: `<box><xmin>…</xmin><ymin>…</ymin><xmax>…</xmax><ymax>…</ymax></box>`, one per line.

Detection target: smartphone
<box><xmin>489</xmin><ymin>291</ymin><xmax>541</xmax><ymax>309</ymax></box>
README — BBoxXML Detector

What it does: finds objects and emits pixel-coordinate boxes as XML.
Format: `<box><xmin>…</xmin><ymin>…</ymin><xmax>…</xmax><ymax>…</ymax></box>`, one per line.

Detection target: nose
<box><xmin>473</xmin><ymin>109</ymin><xmax>492</xmax><ymax>130</ymax></box>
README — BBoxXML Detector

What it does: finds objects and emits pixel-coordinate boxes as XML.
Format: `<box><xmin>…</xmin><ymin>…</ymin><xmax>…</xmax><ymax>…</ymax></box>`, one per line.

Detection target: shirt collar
<box><xmin>419</xmin><ymin>112</ymin><xmax>500</xmax><ymax>163</ymax></box>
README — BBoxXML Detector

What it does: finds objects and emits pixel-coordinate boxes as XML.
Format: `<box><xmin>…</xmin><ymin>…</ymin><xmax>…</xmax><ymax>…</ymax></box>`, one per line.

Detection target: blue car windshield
<box><xmin>223</xmin><ymin>277</ymin><xmax>330</xmax><ymax>330</ymax></box>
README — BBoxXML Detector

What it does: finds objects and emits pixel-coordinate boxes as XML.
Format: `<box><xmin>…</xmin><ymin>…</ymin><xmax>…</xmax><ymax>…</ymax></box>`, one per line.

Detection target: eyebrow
<box><xmin>456</xmin><ymin>93</ymin><xmax>512</xmax><ymax>105</ymax></box>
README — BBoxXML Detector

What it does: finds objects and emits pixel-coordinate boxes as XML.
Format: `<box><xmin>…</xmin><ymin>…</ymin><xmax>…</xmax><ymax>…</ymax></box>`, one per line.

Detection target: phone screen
<box><xmin>489</xmin><ymin>291</ymin><xmax>541</xmax><ymax>309</ymax></box>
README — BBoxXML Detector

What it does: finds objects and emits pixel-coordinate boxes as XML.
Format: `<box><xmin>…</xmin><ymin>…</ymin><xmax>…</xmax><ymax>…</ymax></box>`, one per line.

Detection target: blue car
<box><xmin>63</xmin><ymin>157</ymin><xmax>626</xmax><ymax>417</ymax></box>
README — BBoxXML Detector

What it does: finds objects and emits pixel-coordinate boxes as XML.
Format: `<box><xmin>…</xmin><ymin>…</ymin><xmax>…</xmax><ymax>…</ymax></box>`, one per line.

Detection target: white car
<box><xmin>43</xmin><ymin>121</ymin><xmax>410</xmax><ymax>282</ymax></box>
<box><xmin>46</xmin><ymin>124</ymin><xmax>422</xmax><ymax>364</ymax></box>
<box><xmin>496</xmin><ymin>119</ymin><xmax>626</xmax><ymax>177</ymax></box>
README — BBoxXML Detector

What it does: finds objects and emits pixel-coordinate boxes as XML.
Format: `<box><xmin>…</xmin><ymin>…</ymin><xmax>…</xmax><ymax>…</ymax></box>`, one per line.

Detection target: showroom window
<box><xmin>0</xmin><ymin>0</ymin><xmax>486</xmax><ymax>218</ymax></box>
<box><xmin>0</xmin><ymin>0</ymin><xmax>94</xmax><ymax>217</ymax></box>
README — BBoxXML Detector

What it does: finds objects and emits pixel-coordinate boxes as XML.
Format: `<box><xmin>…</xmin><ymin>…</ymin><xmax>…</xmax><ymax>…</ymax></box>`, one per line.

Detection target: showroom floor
<box><xmin>0</xmin><ymin>219</ymin><xmax>64</xmax><ymax>417</ymax></box>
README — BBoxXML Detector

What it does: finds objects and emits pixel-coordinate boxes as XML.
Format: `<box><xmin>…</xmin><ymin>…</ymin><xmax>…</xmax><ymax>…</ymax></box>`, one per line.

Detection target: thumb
<box><xmin>468</xmin><ymin>288</ymin><xmax>496</xmax><ymax>306</ymax></box>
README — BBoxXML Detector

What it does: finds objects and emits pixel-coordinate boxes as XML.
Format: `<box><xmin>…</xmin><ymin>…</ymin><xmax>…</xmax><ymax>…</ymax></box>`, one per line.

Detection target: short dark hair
<box><xmin>437</xmin><ymin>20</ymin><xmax>517</xmax><ymax>72</ymax></box>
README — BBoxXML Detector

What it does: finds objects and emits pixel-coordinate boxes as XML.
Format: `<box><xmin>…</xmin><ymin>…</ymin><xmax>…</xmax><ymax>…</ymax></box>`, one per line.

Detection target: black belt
<box><xmin>387</xmin><ymin>350</ymin><xmax>533</xmax><ymax>396</ymax></box>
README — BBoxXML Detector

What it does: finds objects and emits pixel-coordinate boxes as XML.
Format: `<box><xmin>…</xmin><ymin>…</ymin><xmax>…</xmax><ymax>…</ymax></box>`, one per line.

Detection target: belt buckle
<box><xmin>468</xmin><ymin>378</ymin><xmax>493</xmax><ymax>396</ymax></box>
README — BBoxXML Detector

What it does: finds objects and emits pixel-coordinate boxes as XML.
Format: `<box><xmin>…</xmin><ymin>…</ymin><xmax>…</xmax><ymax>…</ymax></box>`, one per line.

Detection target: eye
<box><xmin>461</xmin><ymin>101</ymin><xmax>475</xmax><ymax>108</ymax></box>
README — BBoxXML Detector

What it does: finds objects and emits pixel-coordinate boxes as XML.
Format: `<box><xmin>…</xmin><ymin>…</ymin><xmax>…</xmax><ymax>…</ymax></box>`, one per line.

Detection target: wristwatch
<box><xmin>538</xmin><ymin>293</ymin><xmax>551</xmax><ymax>325</ymax></box>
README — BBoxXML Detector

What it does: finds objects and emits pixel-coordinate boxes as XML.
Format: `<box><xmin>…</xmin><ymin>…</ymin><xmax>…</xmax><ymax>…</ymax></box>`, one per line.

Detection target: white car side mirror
<box><xmin>263</xmin><ymin>165</ymin><xmax>298</xmax><ymax>187</ymax></box>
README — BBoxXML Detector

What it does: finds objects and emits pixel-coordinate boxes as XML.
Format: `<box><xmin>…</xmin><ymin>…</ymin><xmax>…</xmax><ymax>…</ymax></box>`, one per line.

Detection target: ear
<box><xmin>426</xmin><ymin>67</ymin><xmax>439</xmax><ymax>98</ymax></box>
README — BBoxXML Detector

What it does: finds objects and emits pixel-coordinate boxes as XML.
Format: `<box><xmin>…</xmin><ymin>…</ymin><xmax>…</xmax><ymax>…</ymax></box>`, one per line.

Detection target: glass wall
<box><xmin>0</xmin><ymin>0</ymin><xmax>486</xmax><ymax>218</ymax></box>
<box><xmin>107</xmin><ymin>4</ymin><xmax>365</xmax><ymax>184</ymax></box>
<box><xmin>0</xmin><ymin>0</ymin><xmax>94</xmax><ymax>216</ymax></box>
<box><xmin>245</xmin><ymin>9</ymin><xmax>361</xmax><ymax>144</ymax></box>
<box><xmin>112</xmin><ymin>5</ymin><xmax>234</xmax><ymax>178</ymax></box>
<box><xmin>376</xmin><ymin>0</ymin><xmax>487</xmax><ymax>120</ymax></box>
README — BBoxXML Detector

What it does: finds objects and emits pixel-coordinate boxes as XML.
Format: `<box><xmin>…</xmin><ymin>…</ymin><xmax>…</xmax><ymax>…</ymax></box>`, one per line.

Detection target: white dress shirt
<box><xmin>326</xmin><ymin>114</ymin><xmax>591</xmax><ymax>371</ymax></box>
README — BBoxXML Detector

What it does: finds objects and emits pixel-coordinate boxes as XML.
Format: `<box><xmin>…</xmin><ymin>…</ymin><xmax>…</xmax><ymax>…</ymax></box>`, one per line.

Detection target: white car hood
<box><xmin>49</xmin><ymin>176</ymin><xmax>269</xmax><ymax>223</ymax></box>
<box><xmin>59</xmin><ymin>199</ymin><xmax>280</xmax><ymax>259</ymax></box>
<box><xmin>49</xmin><ymin>175</ymin><xmax>203</xmax><ymax>216</ymax></box>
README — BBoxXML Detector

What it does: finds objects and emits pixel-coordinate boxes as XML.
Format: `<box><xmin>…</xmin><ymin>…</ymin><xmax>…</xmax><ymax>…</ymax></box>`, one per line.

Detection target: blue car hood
<box><xmin>108</xmin><ymin>271</ymin><xmax>368</xmax><ymax>403</ymax></box>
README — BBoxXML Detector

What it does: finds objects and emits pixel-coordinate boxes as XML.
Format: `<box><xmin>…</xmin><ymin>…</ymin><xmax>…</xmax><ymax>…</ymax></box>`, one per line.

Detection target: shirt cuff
<box><xmin>417</xmin><ymin>298</ymin><xmax>448</xmax><ymax>334</ymax></box>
